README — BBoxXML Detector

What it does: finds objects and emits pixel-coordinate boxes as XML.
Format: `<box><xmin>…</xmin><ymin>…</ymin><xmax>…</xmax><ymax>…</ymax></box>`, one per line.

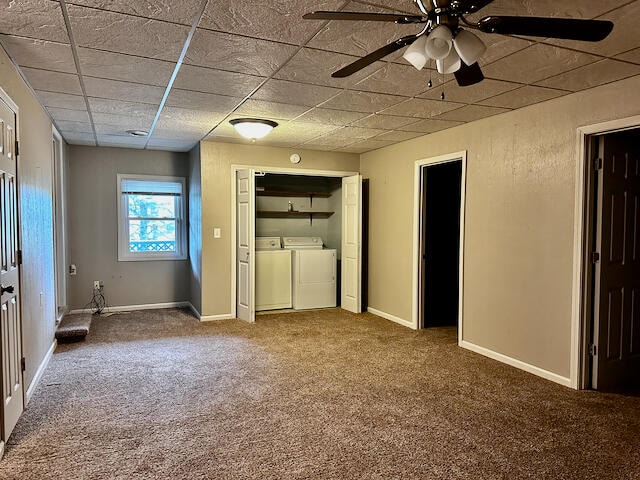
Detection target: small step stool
<box><xmin>55</xmin><ymin>315</ymin><xmax>91</xmax><ymax>342</ymax></box>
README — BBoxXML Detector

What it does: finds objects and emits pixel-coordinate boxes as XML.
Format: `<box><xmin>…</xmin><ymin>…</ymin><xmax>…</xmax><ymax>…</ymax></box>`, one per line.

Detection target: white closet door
<box><xmin>341</xmin><ymin>174</ymin><xmax>362</xmax><ymax>313</ymax></box>
<box><xmin>236</xmin><ymin>169</ymin><xmax>255</xmax><ymax>322</ymax></box>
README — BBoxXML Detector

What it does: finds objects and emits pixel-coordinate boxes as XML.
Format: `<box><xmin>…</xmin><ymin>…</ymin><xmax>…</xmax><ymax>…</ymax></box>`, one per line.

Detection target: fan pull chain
<box><xmin>441</xmin><ymin>72</ymin><xmax>445</xmax><ymax>101</ymax></box>
<box><xmin>427</xmin><ymin>59</ymin><xmax>433</xmax><ymax>88</ymax></box>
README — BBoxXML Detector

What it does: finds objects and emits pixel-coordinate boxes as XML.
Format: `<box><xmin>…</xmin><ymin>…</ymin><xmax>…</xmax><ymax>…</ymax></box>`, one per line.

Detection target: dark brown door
<box><xmin>592</xmin><ymin>130</ymin><xmax>640</xmax><ymax>390</ymax></box>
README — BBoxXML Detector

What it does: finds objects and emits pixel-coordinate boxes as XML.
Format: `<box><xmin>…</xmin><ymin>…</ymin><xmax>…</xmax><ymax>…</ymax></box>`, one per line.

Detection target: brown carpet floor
<box><xmin>1</xmin><ymin>308</ymin><xmax>639</xmax><ymax>479</ymax></box>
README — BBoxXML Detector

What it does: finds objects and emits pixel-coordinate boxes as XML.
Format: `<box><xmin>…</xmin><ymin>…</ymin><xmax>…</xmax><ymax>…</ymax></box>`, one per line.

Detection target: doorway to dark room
<box><xmin>420</xmin><ymin>159</ymin><xmax>463</xmax><ymax>329</ymax></box>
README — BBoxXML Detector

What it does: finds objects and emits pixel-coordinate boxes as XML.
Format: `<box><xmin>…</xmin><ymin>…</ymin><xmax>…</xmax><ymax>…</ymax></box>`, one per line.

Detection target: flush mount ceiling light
<box><xmin>229</xmin><ymin>118</ymin><xmax>278</xmax><ymax>140</ymax></box>
<box><xmin>126</xmin><ymin>129</ymin><xmax>149</xmax><ymax>137</ymax></box>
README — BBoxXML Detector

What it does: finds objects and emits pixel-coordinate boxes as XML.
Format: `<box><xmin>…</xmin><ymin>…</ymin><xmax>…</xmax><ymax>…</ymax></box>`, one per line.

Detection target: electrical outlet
<box><xmin>69</xmin><ymin>264</ymin><xmax>77</xmax><ymax>275</ymax></box>
<box><xmin>94</xmin><ymin>280</ymin><xmax>100</xmax><ymax>290</ymax></box>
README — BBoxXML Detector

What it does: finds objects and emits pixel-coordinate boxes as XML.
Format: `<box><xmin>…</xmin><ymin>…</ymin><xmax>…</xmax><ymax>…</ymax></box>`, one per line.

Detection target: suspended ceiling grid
<box><xmin>0</xmin><ymin>0</ymin><xmax>638</xmax><ymax>153</ymax></box>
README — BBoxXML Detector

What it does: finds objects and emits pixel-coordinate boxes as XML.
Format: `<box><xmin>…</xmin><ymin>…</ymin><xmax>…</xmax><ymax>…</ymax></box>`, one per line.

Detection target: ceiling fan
<box><xmin>303</xmin><ymin>0</ymin><xmax>614</xmax><ymax>87</ymax></box>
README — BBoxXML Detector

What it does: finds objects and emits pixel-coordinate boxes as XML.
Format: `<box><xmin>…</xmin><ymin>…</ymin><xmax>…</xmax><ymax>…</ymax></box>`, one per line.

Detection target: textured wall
<box><xmin>188</xmin><ymin>143</ymin><xmax>202</xmax><ymax>314</ymax></box>
<box><xmin>67</xmin><ymin>145</ymin><xmax>190</xmax><ymax>309</ymax></box>
<box><xmin>360</xmin><ymin>75</ymin><xmax>640</xmax><ymax>380</ymax></box>
<box><xmin>199</xmin><ymin>141</ymin><xmax>359</xmax><ymax>317</ymax></box>
<box><xmin>0</xmin><ymin>47</ymin><xmax>56</xmax><ymax>390</ymax></box>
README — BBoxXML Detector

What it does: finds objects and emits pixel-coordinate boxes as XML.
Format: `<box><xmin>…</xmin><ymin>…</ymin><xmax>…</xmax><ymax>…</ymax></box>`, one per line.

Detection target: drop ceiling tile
<box><xmin>397</xmin><ymin>118</ymin><xmax>463</xmax><ymax>133</ymax></box>
<box><xmin>291</xmin><ymin>108</ymin><xmax>369</xmax><ymax>126</ymax></box>
<box><xmin>546</xmin><ymin>1</ymin><xmax>640</xmax><ymax>57</ymax></box>
<box><xmin>0</xmin><ymin>0</ymin><xmax>68</xmax><ymax>43</ymax></box>
<box><xmin>166</xmin><ymin>89</ymin><xmax>241</xmax><ymax>113</ymax></box>
<box><xmin>156</xmin><ymin>107</ymin><xmax>226</xmax><ymax>130</ymax></box>
<box><xmin>67</xmin><ymin>5</ymin><xmax>190</xmax><ymax>61</ymax></box>
<box><xmin>378</xmin><ymin>98</ymin><xmax>465</xmax><ymax>118</ymax></box>
<box><xmin>146</xmin><ymin>139</ymin><xmax>198</xmax><ymax>152</ymax></box>
<box><xmin>372</xmin><ymin>130</ymin><xmax>423</xmax><ymax>142</ymax></box>
<box><xmin>337</xmin><ymin>138</ymin><xmax>395</xmax><ymax>153</ymax></box>
<box><xmin>36</xmin><ymin>91</ymin><xmax>87</xmax><ymax>110</ymax></box>
<box><xmin>320</xmin><ymin>90</ymin><xmax>406</xmax><ymax>113</ymax></box>
<box><xmin>233</xmin><ymin>99</ymin><xmax>310</xmax><ymax>121</ymax></box>
<box><xmin>475</xmin><ymin>34</ymin><xmax>534</xmax><ymax>66</ymax></box>
<box><xmin>300</xmin><ymin>136</ymin><xmax>353</xmax><ymax>149</ymax></box>
<box><xmin>535</xmin><ymin>59</ymin><xmax>640</xmax><ymax>92</ymax></box>
<box><xmin>251</xmin><ymin>79</ymin><xmax>342</xmax><ymax>107</ymax></box>
<box><xmin>616</xmin><ymin>48</ymin><xmax>640</xmax><ymax>64</ymax></box>
<box><xmin>48</xmin><ymin>107</ymin><xmax>91</xmax><ymax>123</ymax></box>
<box><xmin>432</xmin><ymin>104</ymin><xmax>509</xmax><ymax>122</ymax></box>
<box><xmin>88</xmin><ymin>98</ymin><xmax>158</xmax><ymax>117</ymax></box>
<box><xmin>482</xmin><ymin>43</ymin><xmax>599</xmax><ymax>84</ymax></box>
<box><xmin>91</xmin><ymin>113</ymin><xmax>153</xmax><ymax>130</ymax></box>
<box><xmin>66</xmin><ymin>0</ymin><xmax>205</xmax><ymax>25</ymax></box>
<box><xmin>173</xmin><ymin>64</ymin><xmax>266</xmax><ymax>98</ymax></box>
<box><xmin>465</xmin><ymin>0</ymin><xmax>622</xmax><ymax>21</ymax></box>
<box><xmin>349</xmin><ymin>114</ymin><xmax>420</xmax><ymax>130</ymax></box>
<box><xmin>94</xmin><ymin>123</ymin><xmax>141</xmax><ymax>136</ymax></box>
<box><xmin>19</xmin><ymin>67</ymin><xmax>82</xmax><ymax>95</ymax></box>
<box><xmin>275</xmin><ymin>121</ymin><xmax>340</xmax><ymax>139</ymax></box>
<box><xmin>0</xmin><ymin>35</ymin><xmax>76</xmax><ymax>73</ymax></box>
<box><xmin>275</xmin><ymin>48</ymin><xmax>384</xmax><ymax>88</ymax></box>
<box><xmin>419</xmin><ymin>78</ymin><xmax>521</xmax><ymax>104</ymax></box>
<box><xmin>83</xmin><ymin>77</ymin><xmax>166</xmax><ymax>104</ymax></box>
<box><xmin>97</xmin><ymin>134</ymin><xmax>147</xmax><ymax>148</ymax></box>
<box><xmin>151</xmin><ymin>127</ymin><xmax>209</xmax><ymax>142</ymax></box>
<box><xmin>320</xmin><ymin>126</ymin><xmax>386</xmax><ymax>141</ymax></box>
<box><xmin>184</xmin><ymin>28</ymin><xmax>298</xmax><ymax>76</ymax></box>
<box><xmin>353</xmin><ymin>64</ymin><xmax>437</xmax><ymax>97</ymax></box>
<box><xmin>59</xmin><ymin>131</ymin><xmax>96</xmax><ymax>146</ymax></box>
<box><xmin>306</xmin><ymin>1</ymin><xmax>412</xmax><ymax>57</ymax></box>
<box><xmin>479</xmin><ymin>85</ymin><xmax>567</xmax><ymax>109</ymax></box>
<box><xmin>55</xmin><ymin>120</ymin><xmax>94</xmax><ymax>134</ymax></box>
<box><xmin>200</xmin><ymin>0</ymin><xmax>344</xmax><ymax>44</ymax></box>
<box><xmin>77</xmin><ymin>48</ymin><xmax>175</xmax><ymax>86</ymax></box>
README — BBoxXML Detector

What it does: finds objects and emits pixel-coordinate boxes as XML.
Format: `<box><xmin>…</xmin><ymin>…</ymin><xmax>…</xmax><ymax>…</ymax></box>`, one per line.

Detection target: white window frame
<box><xmin>117</xmin><ymin>173</ymin><xmax>187</xmax><ymax>261</ymax></box>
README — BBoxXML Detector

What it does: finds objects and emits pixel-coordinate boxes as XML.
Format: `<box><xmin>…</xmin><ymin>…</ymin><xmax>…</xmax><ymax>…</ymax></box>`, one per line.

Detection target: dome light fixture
<box><xmin>229</xmin><ymin>118</ymin><xmax>278</xmax><ymax>140</ymax></box>
<box><xmin>126</xmin><ymin>129</ymin><xmax>149</xmax><ymax>137</ymax></box>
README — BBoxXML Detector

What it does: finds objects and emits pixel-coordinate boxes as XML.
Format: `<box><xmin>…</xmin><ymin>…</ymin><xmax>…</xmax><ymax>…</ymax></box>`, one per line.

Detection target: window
<box><xmin>117</xmin><ymin>174</ymin><xmax>187</xmax><ymax>261</ymax></box>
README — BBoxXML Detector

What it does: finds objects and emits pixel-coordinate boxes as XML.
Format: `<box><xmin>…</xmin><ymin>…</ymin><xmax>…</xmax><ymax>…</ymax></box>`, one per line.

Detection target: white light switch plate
<box><xmin>214</xmin><ymin>227</ymin><xmax>221</xmax><ymax>238</ymax></box>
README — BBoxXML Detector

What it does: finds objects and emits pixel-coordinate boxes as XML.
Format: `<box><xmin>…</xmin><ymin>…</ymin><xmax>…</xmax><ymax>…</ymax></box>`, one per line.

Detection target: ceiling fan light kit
<box><xmin>425</xmin><ymin>25</ymin><xmax>453</xmax><ymax>60</ymax></box>
<box><xmin>303</xmin><ymin>0</ymin><xmax>614</xmax><ymax>87</ymax></box>
<box><xmin>402</xmin><ymin>35</ymin><xmax>429</xmax><ymax>70</ymax></box>
<box><xmin>453</xmin><ymin>29</ymin><xmax>487</xmax><ymax>66</ymax></box>
<box><xmin>229</xmin><ymin>118</ymin><xmax>278</xmax><ymax>140</ymax></box>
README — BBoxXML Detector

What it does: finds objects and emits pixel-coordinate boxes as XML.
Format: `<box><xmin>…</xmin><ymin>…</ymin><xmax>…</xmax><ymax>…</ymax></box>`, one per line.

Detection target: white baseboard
<box><xmin>367</xmin><ymin>307</ymin><xmax>416</xmax><ymax>330</ymax></box>
<box><xmin>26</xmin><ymin>339</ymin><xmax>56</xmax><ymax>404</ymax></box>
<box><xmin>459</xmin><ymin>340</ymin><xmax>572</xmax><ymax>388</ymax></box>
<box><xmin>69</xmin><ymin>301</ymin><xmax>190</xmax><ymax>315</ymax></box>
<box><xmin>186</xmin><ymin>302</ymin><xmax>233</xmax><ymax>322</ymax></box>
<box><xmin>200</xmin><ymin>314</ymin><xmax>234</xmax><ymax>322</ymax></box>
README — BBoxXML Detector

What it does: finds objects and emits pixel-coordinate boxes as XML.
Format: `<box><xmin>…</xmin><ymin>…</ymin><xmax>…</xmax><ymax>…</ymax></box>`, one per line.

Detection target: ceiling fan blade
<box><xmin>332</xmin><ymin>35</ymin><xmax>420</xmax><ymax>78</ymax></box>
<box><xmin>453</xmin><ymin>0</ymin><xmax>496</xmax><ymax>14</ymax></box>
<box><xmin>454</xmin><ymin>62</ymin><xmax>484</xmax><ymax>86</ymax></box>
<box><xmin>303</xmin><ymin>11</ymin><xmax>426</xmax><ymax>24</ymax></box>
<box><xmin>477</xmin><ymin>16</ymin><xmax>614</xmax><ymax>41</ymax></box>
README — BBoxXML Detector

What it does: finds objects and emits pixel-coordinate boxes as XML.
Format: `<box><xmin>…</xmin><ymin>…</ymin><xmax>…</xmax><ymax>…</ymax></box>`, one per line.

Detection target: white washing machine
<box><xmin>282</xmin><ymin>237</ymin><xmax>336</xmax><ymax>310</ymax></box>
<box><xmin>255</xmin><ymin>237</ymin><xmax>291</xmax><ymax>311</ymax></box>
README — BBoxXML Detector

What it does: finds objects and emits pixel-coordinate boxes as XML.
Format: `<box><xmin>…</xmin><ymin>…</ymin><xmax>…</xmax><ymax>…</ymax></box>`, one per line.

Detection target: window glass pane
<box><xmin>127</xmin><ymin>194</ymin><xmax>175</xmax><ymax>218</ymax></box>
<box><xmin>129</xmin><ymin>220</ymin><xmax>176</xmax><ymax>252</ymax></box>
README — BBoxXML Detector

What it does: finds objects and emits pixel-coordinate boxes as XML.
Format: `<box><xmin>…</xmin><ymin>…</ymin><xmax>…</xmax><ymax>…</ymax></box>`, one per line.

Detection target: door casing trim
<box><xmin>571</xmin><ymin>115</ymin><xmax>640</xmax><ymax>389</ymax></box>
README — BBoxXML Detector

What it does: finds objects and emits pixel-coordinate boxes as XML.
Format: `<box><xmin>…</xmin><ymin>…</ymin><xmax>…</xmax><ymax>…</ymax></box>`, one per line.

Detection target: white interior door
<box><xmin>236</xmin><ymin>169</ymin><xmax>255</xmax><ymax>322</ymax></box>
<box><xmin>0</xmin><ymin>95</ymin><xmax>23</xmax><ymax>444</ymax></box>
<box><xmin>341</xmin><ymin>174</ymin><xmax>362</xmax><ymax>313</ymax></box>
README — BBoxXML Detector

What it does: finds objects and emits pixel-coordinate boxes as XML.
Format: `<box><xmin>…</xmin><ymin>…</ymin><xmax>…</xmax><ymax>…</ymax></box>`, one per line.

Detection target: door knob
<box><xmin>1</xmin><ymin>284</ymin><xmax>14</xmax><ymax>295</ymax></box>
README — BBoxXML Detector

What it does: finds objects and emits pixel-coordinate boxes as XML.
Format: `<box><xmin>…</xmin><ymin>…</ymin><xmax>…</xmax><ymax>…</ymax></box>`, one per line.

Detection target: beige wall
<box><xmin>67</xmin><ymin>145</ymin><xmax>190</xmax><ymax>309</ymax></box>
<box><xmin>0</xmin><ymin>47</ymin><xmax>56</xmax><ymax>390</ymax></box>
<box><xmin>188</xmin><ymin>144</ymin><xmax>202</xmax><ymax>313</ymax></box>
<box><xmin>361</xmin><ymin>74</ymin><xmax>640</xmax><ymax>380</ymax></box>
<box><xmin>199</xmin><ymin>141</ymin><xmax>359</xmax><ymax>317</ymax></box>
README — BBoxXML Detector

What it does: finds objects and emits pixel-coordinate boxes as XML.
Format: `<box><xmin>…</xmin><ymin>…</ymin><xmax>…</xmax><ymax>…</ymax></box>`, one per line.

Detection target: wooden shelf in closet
<box><xmin>256</xmin><ymin>210</ymin><xmax>334</xmax><ymax>219</ymax></box>
<box><xmin>256</xmin><ymin>190</ymin><xmax>331</xmax><ymax>199</ymax></box>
